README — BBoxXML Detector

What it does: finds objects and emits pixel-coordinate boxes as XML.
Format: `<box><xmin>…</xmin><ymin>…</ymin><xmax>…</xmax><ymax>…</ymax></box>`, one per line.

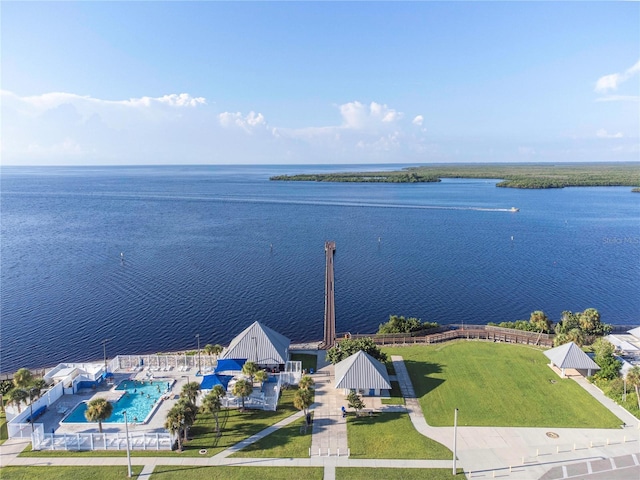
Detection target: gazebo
<box><xmin>544</xmin><ymin>342</ymin><xmax>600</xmax><ymax>378</ymax></box>
<box><xmin>221</xmin><ymin>321</ymin><xmax>290</xmax><ymax>369</ymax></box>
<box><xmin>334</xmin><ymin>350</ymin><xmax>391</xmax><ymax>396</ymax></box>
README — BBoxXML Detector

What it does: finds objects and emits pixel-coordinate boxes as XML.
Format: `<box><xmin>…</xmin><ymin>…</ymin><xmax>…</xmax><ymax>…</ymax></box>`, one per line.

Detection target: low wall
<box><xmin>32</xmin><ymin>429</ymin><xmax>172</xmax><ymax>451</ymax></box>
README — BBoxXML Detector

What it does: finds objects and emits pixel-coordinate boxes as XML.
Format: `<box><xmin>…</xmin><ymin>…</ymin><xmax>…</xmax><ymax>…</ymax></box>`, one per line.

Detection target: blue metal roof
<box><xmin>200</xmin><ymin>374</ymin><xmax>233</xmax><ymax>390</ymax></box>
<box><xmin>214</xmin><ymin>358</ymin><xmax>246</xmax><ymax>373</ymax></box>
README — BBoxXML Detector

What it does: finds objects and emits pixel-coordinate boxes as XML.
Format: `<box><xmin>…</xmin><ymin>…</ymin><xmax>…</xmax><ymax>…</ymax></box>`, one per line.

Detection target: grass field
<box><xmin>347</xmin><ymin>411</ymin><xmax>450</xmax><ymax>459</ymax></box>
<box><xmin>230</xmin><ymin>414</ymin><xmax>312</xmax><ymax>457</ymax></box>
<box><xmin>290</xmin><ymin>353</ymin><xmax>318</xmax><ymax>373</ymax></box>
<box><xmin>336</xmin><ymin>468</ymin><xmax>464</xmax><ymax>479</ymax></box>
<box><xmin>21</xmin><ymin>388</ymin><xmax>302</xmax><ymax>458</ymax></box>
<box><xmin>384</xmin><ymin>342</ymin><xmax>622</xmax><ymax>428</ymax></box>
<box><xmin>1</xmin><ymin>409</ymin><xmax>8</xmax><ymax>444</ymax></box>
<box><xmin>0</xmin><ymin>466</ymin><xmax>143</xmax><ymax>480</ymax></box>
<box><xmin>149</xmin><ymin>466</ymin><xmax>323</xmax><ymax>480</ymax></box>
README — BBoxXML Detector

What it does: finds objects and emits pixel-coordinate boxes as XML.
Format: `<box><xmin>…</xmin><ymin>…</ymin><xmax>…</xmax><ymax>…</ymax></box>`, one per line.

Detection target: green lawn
<box><xmin>230</xmin><ymin>414</ymin><xmax>312</xmax><ymax>458</ymax></box>
<box><xmin>347</xmin><ymin>411</ymin><xmax>451</xmax><ymax>459</ymax></box>
<box><xmin>1</xmin><ymin>409</ymin><xmax>8</xmax><ymax>444</ymax></box>
<box><xmin>150</xmin><ymin>466</ymin><xmax>323</xmax><ymax>480</ymax></box>
<box><xmin>21</xmin><ymin>389</ymin><xmax>302</xmax><ymax>458</ymax></box>
<box><xmin>336</xmin><ymin>468</ymin><xmax>463</xmax><ymax>479</ymax></box>
<box><xmin>0</xmin><ymin>466</ymin><xmax>143</xmax><ymax>480</ymax></box>
<box><xmin>384</xmin><ymin>342</ymin><xmax>622</xmax><ymax>428</ymax></box>
<box><xmin>290</xmin><ymin>353</ymin><xmax>318</xmax><ymax>373</ymax></box>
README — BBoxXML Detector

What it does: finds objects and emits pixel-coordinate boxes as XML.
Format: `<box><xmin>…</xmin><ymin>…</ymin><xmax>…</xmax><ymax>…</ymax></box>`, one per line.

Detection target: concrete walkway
<box><xmin>392</xmin><ymin>355</ymin><xmax>640</xmax><ymax>480</ymax></box>
<box><xmin>310</xmin><ymin>364</ymin><xmax>349</xmax><ymax>457</ymax></box>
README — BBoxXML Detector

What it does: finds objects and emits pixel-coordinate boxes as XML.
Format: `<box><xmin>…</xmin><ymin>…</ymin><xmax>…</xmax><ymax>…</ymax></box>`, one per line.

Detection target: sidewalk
<box><xmin>310</xmin><ymin>364</ymin><xmax>349</xmax><ymax>457</ymax></box>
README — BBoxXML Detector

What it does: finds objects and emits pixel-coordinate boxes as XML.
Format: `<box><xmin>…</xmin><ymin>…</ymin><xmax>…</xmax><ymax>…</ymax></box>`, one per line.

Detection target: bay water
<box><xmin>1</xmin><ymin>165</ymin><xmax>638</xmax><ymax>373</ymax></box>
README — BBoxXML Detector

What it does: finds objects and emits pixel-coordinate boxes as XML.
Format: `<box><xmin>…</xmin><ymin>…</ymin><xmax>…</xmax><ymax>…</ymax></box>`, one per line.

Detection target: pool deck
<box><xmin>40</xmin><ymin>369</ymin><xmax>198</xmax><ymax>436</ymax></box>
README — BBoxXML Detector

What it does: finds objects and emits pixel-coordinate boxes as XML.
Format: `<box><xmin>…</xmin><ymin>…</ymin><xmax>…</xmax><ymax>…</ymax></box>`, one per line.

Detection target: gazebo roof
<box><xmin>544</xmin><ymin>342</ymin><xmax>600</xmax><ymax>370</ymax></box>
<box><xmin>605</xmin><ymin>335</ymin><xmax>640</xmax><ymax>352</ymax></box>
<box><xmin>627</xmin><ymin>326</ymin><xmax>640</xmax><ymax>339</ymax></box>
<box><xmin>221</xmin><ymin>321</ymin><xmax>290</xmax><ymax>365</ymax></box>
<box><xmin>334</xmin><ymin>350</ymin><xmax>391</xmax><ymax>390</ymax></box>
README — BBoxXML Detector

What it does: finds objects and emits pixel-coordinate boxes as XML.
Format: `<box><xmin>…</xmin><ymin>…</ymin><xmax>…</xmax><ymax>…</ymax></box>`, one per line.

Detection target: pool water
<box><xmin>62</xmin><ymin>379</ymin><xmax>169</xmax><ymax>424</ymax></box>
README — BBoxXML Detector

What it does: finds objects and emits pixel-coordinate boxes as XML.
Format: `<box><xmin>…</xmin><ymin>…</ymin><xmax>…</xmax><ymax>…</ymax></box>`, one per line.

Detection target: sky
<box><xmin>1</xmin><ymin>1</ymin><xmax>639</xmax><ymax>165</ymax></box>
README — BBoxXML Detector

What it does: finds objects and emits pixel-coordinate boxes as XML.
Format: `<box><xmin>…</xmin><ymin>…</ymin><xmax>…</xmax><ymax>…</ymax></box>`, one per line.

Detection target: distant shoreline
<box><xmin>270</xmin><ymin>162</ymin><xmax>640</xmax><ymax>190</ymax></box>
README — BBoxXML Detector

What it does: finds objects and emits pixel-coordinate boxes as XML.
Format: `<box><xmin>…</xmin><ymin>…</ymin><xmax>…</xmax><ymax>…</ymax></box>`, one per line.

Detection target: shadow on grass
<box><xmin>403</xmin><ymin>360</ymin><xmax>445</xmax><ymax>398</ymax></box>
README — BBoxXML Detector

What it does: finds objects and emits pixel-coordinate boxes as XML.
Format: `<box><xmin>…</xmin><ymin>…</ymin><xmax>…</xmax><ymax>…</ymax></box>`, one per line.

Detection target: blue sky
<box><xmin>1</xmin><ymin>1</ymin><xmax>638</xmax><ymax>165</ymax></box>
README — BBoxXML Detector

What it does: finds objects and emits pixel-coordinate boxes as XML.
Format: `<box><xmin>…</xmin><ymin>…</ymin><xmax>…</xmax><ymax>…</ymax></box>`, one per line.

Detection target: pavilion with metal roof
<box><xmin>220</xmin><ymin>321</ymin><xmax>290</xmax><ymax>368</ymax></box>
<box><xmin>334</xmin><ymin>350</ymin><xmax>391</xmax><ymax>396</ymax></box>
<box><xmin>544</xmin><ymin>341</ymin><xmax>600</xmax><ymax>378</ymax></box>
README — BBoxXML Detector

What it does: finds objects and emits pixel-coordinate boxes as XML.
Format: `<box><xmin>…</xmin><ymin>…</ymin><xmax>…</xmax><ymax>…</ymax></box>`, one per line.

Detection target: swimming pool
<box><xmin>62</xmin><ymin>379</ymin><xmax>170</xmax><ymax>424</ymax></box>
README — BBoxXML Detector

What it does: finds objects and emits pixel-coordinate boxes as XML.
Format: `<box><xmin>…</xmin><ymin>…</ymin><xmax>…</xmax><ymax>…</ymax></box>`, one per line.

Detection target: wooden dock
<box><xmin>322</xmin><ymin>241</ymin><xmax>336</xmax><ymax>349</ymax></box>
<box><xmin>344</xmin><ymin>325</ymin><xmax>554</xmax><ymax>348</ymax></box>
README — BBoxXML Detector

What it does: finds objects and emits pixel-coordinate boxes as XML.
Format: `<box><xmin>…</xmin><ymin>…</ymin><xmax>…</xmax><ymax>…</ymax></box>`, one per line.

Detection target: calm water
<box><xmin>2</xmin><ymin>165</ymin><xmax>639</xmax><ymax>373</ymax></box>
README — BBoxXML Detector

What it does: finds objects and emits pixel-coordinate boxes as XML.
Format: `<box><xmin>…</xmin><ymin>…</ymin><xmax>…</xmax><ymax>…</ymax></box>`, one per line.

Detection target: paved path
<box><xmin>392</xmin><ymin>355</ymin><xmax>640</xmax><ymax>480</ymax></box>
<box><xmin>310</xmin><ymin>364</ymin><xmax>349</xmax><ymax>457</ymax></box>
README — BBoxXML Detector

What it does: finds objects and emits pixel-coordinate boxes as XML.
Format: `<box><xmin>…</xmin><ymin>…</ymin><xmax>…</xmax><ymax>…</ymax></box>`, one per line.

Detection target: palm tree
<box><xmin>13</xmin><ymin>368</ymin><xmax>33</xmax><ymax>389</ymax></box>
<box><xmin>29</xmin><ymin>379</ymin><xmax>47</xmax><ymax>400</ymax></box>
<box><xmin>84</xmin><ymin>398</ymin><xmax>113</xmax><ymax>433</ymax></box>
<box><xmin>626</xmin><ymin>366</ymin><xmax>640</xmax><ymax>410</ymax></box>
<box><xmin>201</xmin><ymin>385</ymin><xmax>226</xmax><ymax>435</ymax></box>
<box><xmin>232</xmin><ymin>379</ymin><xmax>253</xmax><ymax>411</ymax></box>
<box><xmin>579</xmin><ymin>308</ymin><xmax>601</xmax><ymax>335</ymax></box>
<box><xmin>293</xmin><ymin>388</ymin><xmax>313</xmax><ymax>417</ymax></box>
<box><xmin>254</xmin><ymin>370</ymin><xmax>268</xmax><ymax>389</ymax></box>
<box><xmin>566</xmin><ymin>328</ymin><xmax>585</xmax><ymax>347</ymax></box>
<box><xmin>164</xmin><ymin>405</ymin><xmax>186</xmax><ymax>451</ymax></box>
<box><xmin>553</xmin><ymin>332</ymin><xmax>569</xmax><ymax>347</ymax></box>
<box><xmin>204</xmin><ymin>344</ymin><xmax>224</xmax><ymax>358</ymax></box>
<box><xmin>181</xmin><ymin>381</ymin><xmax>201</xmax><ymax>404</ymax></box>
<box><xmin>0</xmin><ymin>380</ymin><xmax>14</xmax><ymax>412</ymax></box>
<box><xmin>176</xmin><ymin>398</ymin><xmax>198</xmax><ymax>443</ymax></box>
<box><xmin>242</xmin><ymin>361</ymin><xmax>258</xmax><ymax>384</ymax></box>
<box><xmin>8</xmin><ymin>388</ymin><xmax>28</xmax><ymax>413</ymax></box>
<box><xmin>298</xmin><ymin>375</ymin><xmax>314</xmax><ymax>391</ymax></box>
<box><xmin>529</xmin><ymin>311</ymin><xmax>551</xmax><ymax>333</ymax></box>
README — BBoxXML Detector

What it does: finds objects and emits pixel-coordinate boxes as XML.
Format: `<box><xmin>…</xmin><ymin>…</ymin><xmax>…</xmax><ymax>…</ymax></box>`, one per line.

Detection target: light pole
<box><xmin>28</xmin><ymin>388</ymin><xmax>35</xmax><ymax>432</ymax></box>
<box><xmin>195</xmin><ymin>333</ymin><xmax>201</xmax><ymax>374</ymax></box>
<box><xmin>453</xmin><ymin>408</ymin><xmax>458</xmax><ymax>476</ymax></box>
<box><xmin>123</xmin><ymin>410</ymin><xmax>132</xmax><ymax>477</ymax></box>
<box><xmin>101</xmin><ymin>338</ymin><xmax>113</xmax><ymax>374</ymax></box>
<box><xmin>251</xmin><ymin>336</ymin><xmax>257</xmax><ymax>363</ymax></box>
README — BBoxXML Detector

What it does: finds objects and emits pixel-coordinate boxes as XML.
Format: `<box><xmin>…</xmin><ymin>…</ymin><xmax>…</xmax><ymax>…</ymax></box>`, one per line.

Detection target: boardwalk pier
<box><xmin>322</xmin><ymin>241</ymin><xmax>336</xmax><ymax>349</ymax></box>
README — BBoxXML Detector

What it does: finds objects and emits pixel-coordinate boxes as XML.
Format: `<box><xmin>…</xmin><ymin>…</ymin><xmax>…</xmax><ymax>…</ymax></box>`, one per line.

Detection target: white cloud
<box><xmin>2</xmin><ymin>90</ymin><xmax>206</xmax><ymax>112</ymax></box>
<box><xmin>339</xmin><ymin>101</ymin><xmax>402</xmax><ymax>129</ymax></box>
<box><xmin>595</xmin><ymin>60</ymin><xmax>640</xmax><ymax>95</ymax></box>
<box><xmin>596</xmin><ymin>129</ymin><xmax>623</xmax><ymax>139</ymax></box>
<box><xmin>0</xmin><ymin>90</ymin><xmax>432</xmax><ymax>164</ymax></box>
<box><xmin>218</xmin><ymin>111</ymin><xmax>267</xmax><ymax>132</ymax></box>
<box><xmin>412</xmin><ymin>115</ymin><xmax>424</xmax><ymax>126</ymax></box>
